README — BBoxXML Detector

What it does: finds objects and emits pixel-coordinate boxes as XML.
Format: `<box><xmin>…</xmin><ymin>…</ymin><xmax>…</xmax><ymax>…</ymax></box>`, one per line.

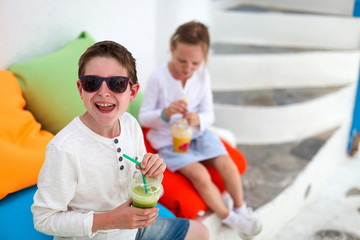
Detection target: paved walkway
<box><xmin>200</xmin><ymin>151</ymin><xmax>360</xmax><ymax>240</ymax></box>
<box><xmin>238</xmin><ymin>128</ymin><xmax>335</xmax><ymax>210</ymax></box>
<box><xmin>273</xmin><ymin>152</ymin><xmax>360</xmax><ymax>240</ymax></box>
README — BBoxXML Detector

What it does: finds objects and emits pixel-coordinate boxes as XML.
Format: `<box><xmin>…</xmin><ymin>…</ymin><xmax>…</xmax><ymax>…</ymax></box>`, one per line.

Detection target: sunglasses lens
<box><xmin>108</xmin><ymin>77</ymin><xmax>128</xmax><ymax>93</ymax></box>
<box><xmin>81</xmin><ymin>76</ymin><xmax>101</xmax><ymax>92</ymax></box>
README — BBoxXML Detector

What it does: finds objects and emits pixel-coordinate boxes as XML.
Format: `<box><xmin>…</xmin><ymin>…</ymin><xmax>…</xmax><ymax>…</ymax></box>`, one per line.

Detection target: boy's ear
<box><xmin>77</xmin><ymin>80</ymin><xmax>84</xmax><ymax>100</ymax></box>
<box><xmin>130</xmin><ymin>83</ymin><xmax>140</xmax><ymax>102</ymax></box>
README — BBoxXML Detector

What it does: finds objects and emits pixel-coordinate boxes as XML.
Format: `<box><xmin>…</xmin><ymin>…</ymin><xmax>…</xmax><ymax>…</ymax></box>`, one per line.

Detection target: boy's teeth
<box><xmin>97</xmin><ymin>103</ymin><xmax>112</xmax><ymax>107</ymax></box>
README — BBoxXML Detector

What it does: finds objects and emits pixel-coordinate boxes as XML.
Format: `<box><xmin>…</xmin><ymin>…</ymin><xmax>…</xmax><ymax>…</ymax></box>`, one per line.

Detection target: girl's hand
<box><xmin>184</xmin><ymin>112</ymin><xmax>200</xmax><ymax>127</ymax></box>
<box><xmin>165</xmin><ymin>99</ymin><xmax>187</xmax><ymax>118</ymax></box>
<box><xmin>138</xmin><ymin>153</ymin><xmax>166</xmax><ymax>178</ymax></box>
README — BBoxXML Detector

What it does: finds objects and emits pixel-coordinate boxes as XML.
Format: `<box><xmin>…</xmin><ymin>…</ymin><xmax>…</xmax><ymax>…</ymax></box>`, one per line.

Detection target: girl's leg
<box><xmin>203</xmin><ymin>155</ymin><xmax>244</xmax><ymax>209</ymax></box>
<box><xmin>203</xmin><ymin>155</ymin><xmax>263</xmax><ymax>238</ymax></box>
<box><xmin>178</xmin><ymin>162</ymin><xmax>229</xmax><ymax>219</ymax></box>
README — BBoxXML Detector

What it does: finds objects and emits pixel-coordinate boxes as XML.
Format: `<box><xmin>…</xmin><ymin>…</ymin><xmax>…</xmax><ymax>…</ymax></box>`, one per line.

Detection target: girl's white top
<box><xmin>139</xmin><ymin>63</ymin><xmax>215</xmax><ymax>150</ymax></box>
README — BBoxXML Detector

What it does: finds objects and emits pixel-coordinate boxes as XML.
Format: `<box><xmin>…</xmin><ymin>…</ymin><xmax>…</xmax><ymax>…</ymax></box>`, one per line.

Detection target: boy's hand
<box><xmin>138</xmin><ymin>153</ymin><xmax>166</xmax><ymax>178</ymax></box>
<box><xmin>92</xmin><ymin>199</ymin><xmax>159</xmax><ymax>231</ymax></box>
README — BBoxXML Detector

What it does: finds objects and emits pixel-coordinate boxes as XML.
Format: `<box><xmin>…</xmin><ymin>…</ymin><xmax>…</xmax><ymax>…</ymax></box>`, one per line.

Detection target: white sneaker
<box><xmin>235</xmin><ymin>208</ymin><xmax>262</xmax><ymax>240</ymax></box>
<box><xmin>223</xmin><ymin>209</ymin><xmax>262</xmax><ymax>239</ymax></box>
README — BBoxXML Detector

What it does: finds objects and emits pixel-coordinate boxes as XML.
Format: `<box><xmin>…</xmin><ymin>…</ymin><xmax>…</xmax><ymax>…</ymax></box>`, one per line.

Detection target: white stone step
<box><xmin>210</xmin><ymin>6</ymin><xmax>360</xmax><ymax>50</ymax></box>
<box><xmin>213</xmin><ymin>84</ymin><xmax>356</xmax><ymax>144</ymax></box>
<box><xmin>211</xmin><ymin>0</ymin><xmax>355</xmax><ymax>16</ymax></box>
<box><xmin>209</xmin><ymin>51</ymin><xmax>360</xmax><ymax>91</ymax></box>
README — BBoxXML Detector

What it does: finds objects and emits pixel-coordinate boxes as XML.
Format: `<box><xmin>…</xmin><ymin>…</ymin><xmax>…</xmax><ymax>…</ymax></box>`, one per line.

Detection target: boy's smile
<box><xmin>95</xmin><ymin>102</ymin><xmax>116</xmax><ymax>113</ymax></box>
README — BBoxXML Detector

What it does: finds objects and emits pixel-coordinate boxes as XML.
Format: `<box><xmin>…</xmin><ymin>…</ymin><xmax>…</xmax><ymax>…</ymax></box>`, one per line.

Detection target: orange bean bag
<box><xmin>0</xmin><ymin>71</ymin><xmax>54</xmax><ymax>199</ymax></box>
<box><xmin>142</xmin><ymin>128</ymin><xmax>247</xmax><ymax>219</ymax></box>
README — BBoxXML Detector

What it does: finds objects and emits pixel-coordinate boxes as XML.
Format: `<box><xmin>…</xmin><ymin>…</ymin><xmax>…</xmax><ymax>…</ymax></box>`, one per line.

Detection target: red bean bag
<box><xmin>142</xmin><ymin>128</ymin><xmax>247</xmax><ymax>219</ymax></box>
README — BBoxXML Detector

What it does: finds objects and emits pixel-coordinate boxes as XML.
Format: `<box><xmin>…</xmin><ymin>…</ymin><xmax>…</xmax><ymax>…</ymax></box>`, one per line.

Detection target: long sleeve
<box><xmin>32</xmin><ymin>144</ymin><xmax>94</xmax><ymax>237</ymax></box>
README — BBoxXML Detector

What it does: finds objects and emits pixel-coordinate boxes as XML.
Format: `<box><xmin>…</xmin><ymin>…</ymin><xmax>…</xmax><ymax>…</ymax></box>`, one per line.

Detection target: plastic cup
<box><xmin>171</xmin><ymin>121</ymin><xmax>193</xmax><ymax>153</ymax></box>
<box><xmin>129</xmin><ymin>176</ymin><xmax>163</xmax><ymax>208</ymax></box>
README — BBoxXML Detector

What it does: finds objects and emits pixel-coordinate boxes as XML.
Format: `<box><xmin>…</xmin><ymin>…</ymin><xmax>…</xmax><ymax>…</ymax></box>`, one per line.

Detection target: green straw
<box><xmin>123</xmin><ymin>154</ymin><xmax>148</xmax><ymax>194</ymax></box>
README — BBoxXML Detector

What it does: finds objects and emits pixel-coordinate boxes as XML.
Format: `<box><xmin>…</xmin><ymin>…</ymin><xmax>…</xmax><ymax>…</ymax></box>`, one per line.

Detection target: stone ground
<box><xmin>213</xmin><ymin>87</ymin><xmax>339</xmax><ymax>210</ymax></box>
<box><xmin>238</xmin><ymin>129</ymin><xmax>335</xmax><ymax>210</ymax></box>
<box><xmin>273</xmin><ymin>152</ymin><xmax>360</xmax><ymax>240</ymax></box>
<box><xmin>208</xmin><ymin>87</ymin><xmax>360</xmax><ymax>239</ymax></box>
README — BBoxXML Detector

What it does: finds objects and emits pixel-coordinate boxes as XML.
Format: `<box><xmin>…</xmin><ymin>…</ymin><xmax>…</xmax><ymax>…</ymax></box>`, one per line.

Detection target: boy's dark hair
<box><xmin>78</xmin><ymin>41</ymin><xmax>138</xmax><ymax>84</ymax></box>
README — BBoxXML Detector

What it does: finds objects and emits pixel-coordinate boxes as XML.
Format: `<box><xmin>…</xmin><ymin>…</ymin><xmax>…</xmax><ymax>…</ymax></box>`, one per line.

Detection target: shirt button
<box><xmin>117</xmin><ymin>148</ymin><xmax>121</xmax><ymax>153</ymax></box>
<box><xmin>119</xmin><ymin>156</ymin><xmax>123</xmax><ymax>161</ymax></box>
<box><xmin>114</xmin><ymin>139</ymin><xmax>119</xmax><ymax>144</ymax></box>
<box><xmin>120</xmin><ymin>165</ymin><xmax>124</xmax><ymax>170</ymax></box>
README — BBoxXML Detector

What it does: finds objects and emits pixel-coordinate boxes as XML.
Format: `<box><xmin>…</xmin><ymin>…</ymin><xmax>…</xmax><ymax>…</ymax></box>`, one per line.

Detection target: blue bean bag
<box><xmin>0</xmin><ymin>185</ymin><xmax>174</xmax><ymax>240</ymax></box>
<box><xmin>0</xmin><ymin>185</ymin><xmax>52</xmax><ymax>240</ymax></box>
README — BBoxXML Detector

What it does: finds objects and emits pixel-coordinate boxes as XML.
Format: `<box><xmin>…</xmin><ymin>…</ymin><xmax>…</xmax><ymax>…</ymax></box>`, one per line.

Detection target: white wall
<box><xmin>155</xmin><ymin>0</ymin><xmax>210</xmax><ymax>68</ymax></box>
<box><xmin>0</xmin><ymin>0</ymin><xmax>210</xmax><ymax>89</ymax></box>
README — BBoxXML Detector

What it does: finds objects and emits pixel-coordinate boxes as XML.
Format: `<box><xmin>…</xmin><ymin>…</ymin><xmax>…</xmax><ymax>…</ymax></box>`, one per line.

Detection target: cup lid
<box><xmin>129</xmin><ymin>176</ymin><xmax>164</xmax><ymax>199</ymax></box>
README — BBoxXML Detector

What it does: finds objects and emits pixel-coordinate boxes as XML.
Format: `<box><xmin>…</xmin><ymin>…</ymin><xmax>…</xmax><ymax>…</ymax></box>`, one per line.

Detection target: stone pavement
<box><xmin>238</xmin><ymin>129</ymin><xmax>335</xmax><ymax>210</ymax></box>
<box><xmin>273</xmin><ymin>152</ymin><xmax>360</xmax><ymax>240</ymax></box>
<box><xmin>213</xmin><ymin>86</ymin><xmax>340</xmax><ymax>210</ymax></box>
<box><xmin>213</xmin><ymin>87</ymin><xmax>339</xmax><ymax>210</ymax></box>
<box><xmin>207</xmin><ymin>87</ymin><xmax>360</xmax><ymax>239</ymax></box>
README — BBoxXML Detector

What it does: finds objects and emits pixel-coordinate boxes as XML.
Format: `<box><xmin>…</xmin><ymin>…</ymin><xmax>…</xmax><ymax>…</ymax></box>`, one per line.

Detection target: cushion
<box><xmin>0</xmin><ymin>71</ymin><xmax>54</xmax><ymax>200</ymax></box>
<box><xmin>0</xmin><ymin>185</ymin><xmax>52</xmax><ymax>240</ymax></box>
<box><xmin>157</xmin><ymin>203</ymin><xmax>176</xmax><ymax>218</ymax></box>
<box><xmin>0</xmin><ymin>174</ymin><xmax>173</xmax><ymax>239</ymax></box>
<box><xmin>8</xmin><ymin>32</ymin><xmax>96</xmax><ymax>134</ymax></box>
<box><xmin>142</xmin><ymin>128</ymin><xmax>247</xmax><ymax>219</ymax></box>
<box><xmin>0</xmin><ymin>185</ymin><xmax>174</xmax><ymax>240</ymax></box>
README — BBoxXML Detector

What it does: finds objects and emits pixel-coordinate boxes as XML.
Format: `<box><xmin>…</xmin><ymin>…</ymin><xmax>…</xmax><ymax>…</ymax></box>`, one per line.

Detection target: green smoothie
<box><xmin>129</xmin><ymin>177</ymin><xmax>163</xmax><ymax>209</ymax></box>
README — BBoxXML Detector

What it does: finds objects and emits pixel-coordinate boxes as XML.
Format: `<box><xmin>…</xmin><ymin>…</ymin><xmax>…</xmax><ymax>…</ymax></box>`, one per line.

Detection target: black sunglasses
<box><xmin>80</xmin><ymin>75</ymin><xmax>133</xmax><ymax>93</ymax></box>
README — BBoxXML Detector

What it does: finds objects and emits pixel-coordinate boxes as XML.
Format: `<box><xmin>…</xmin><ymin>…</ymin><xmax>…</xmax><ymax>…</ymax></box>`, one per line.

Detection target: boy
<box><xmin>31</xmin><ymin>41</ymin><xmax>208</xmax><ymax>240</ymax></box>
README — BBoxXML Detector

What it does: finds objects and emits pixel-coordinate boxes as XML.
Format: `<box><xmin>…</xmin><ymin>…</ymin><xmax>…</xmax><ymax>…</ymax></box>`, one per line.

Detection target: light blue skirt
<box><xmin>158</xmin><ymin>130</ymin><xmax>227</xmax><ymax>172</ymax></box>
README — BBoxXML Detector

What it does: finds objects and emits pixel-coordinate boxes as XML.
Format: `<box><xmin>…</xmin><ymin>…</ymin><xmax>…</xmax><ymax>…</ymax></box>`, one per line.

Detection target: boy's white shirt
<box><xmin>138</xmin><ymin>63</ymin><xmax>215</xmax><ymax>150</ymax></box>
<box><xmin>31</xmin><ymin>112</ymin><xmax>146</xmax><ymax>239</ymax></box>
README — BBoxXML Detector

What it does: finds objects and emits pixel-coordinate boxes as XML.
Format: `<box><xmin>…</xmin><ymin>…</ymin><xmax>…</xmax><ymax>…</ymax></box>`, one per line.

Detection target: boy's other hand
<box><xmin>138</xmin><ymin>153</ymin><xmax>166</xmax><ymax>178</ymax></box>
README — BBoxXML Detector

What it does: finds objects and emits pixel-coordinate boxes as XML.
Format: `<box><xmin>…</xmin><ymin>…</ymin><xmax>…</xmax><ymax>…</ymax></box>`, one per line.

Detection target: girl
<box><xmin>139</xmin><ymin>21</ymin><xmax>262</xmax><ymax>239</ymax></box>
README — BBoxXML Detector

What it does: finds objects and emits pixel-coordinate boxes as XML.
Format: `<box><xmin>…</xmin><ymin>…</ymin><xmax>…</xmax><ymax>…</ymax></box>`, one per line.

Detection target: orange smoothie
<box><xmin>171</xmin><ymin>121</ymin><xmax>193</xmax><ymax>153</ymax></box>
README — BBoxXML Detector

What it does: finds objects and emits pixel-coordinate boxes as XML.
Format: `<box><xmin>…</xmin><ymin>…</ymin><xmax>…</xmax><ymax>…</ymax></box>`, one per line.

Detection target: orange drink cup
<box><xmin>171</xmin><ymin>121</ymin><xmax>193</xmax><ymax>153</ymax></box>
